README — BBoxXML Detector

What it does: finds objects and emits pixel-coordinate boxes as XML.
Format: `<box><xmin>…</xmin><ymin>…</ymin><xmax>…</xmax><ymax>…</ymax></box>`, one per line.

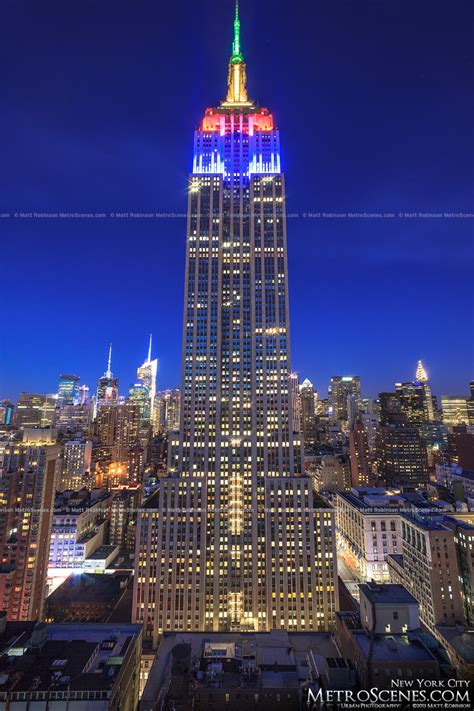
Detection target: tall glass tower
<box><xmin>134</xmin><ymin>3</ymin><xmax>337</xmax><ymax>642</ymax></box>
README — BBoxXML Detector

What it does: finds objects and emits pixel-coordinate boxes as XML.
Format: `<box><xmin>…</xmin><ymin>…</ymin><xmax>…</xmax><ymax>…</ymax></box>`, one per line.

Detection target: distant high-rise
<box><xmin>154</xmin><ymin>388</ymin><xmax>181</xmax><ymax>434</ymax></box>
<box><xmin>0</xmin><ymin>400</ymin><xmax>13</xmax><ymax>427</ymax></box>
<box><xmin>57</xmin><ymin>374</ymin><xmax>80</xmax><ymax>404</ymax></box>
<box><xmin>441</xmin><ymin>395</ymin><xmax>470</xmax><ymax>429</ymax></box>
<box><xmin>329</xmin><ymin>376</ymin><xmax>361</xmax><ymax>424</ymax></box>
<box><xmin>96</xmin><ymin>401</ymin><xmax>141</xmax><ymax>480</ymax></box>
<box><xmin>96</xmin><ymin>344</ymin><xmax>119</xmax><ymax>404</ymax></box>
<box><xmin>395</xmin><ymin>360</ymin><xmax>435</xmax><ymax>423</ymax></box>
<box><xmin>60</xmin><ymin>439</ymin><xmax>93</xmax><ymax>491</ymax></box>
<box><xmin>376</xmin><ymin>394</ymin><xmax>429</xmax><ymax>489</ymax></box>
<box><xmin>299</xmin><ymin>378</ymin><xmax>318</xmax><ymax>451</ymax></box>
<box><xmin>13</xmin><ymin>392</ymin><xmax>57</xmax><ymax>430</ymax></box>
<box><xmin>137</xmin><ymin>334</ymin><xmax>158</xmax><ymax>416</ymax></box>
<box><xmin>134</xmin><ymin>4</ymin><xmax>337</xmax><ymax>641</ymax></box>
<box><xmin>349</xmin><ymin>421</ymin><xmax>372</xmax><ymax>487</ymax></box>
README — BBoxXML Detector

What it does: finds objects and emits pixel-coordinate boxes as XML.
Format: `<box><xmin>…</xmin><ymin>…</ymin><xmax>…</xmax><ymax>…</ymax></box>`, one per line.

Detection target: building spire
<box><xmin>233</xmin><ymin>1</ymin><xmax>241</xmax><ymax>57</ymax></box>
<box><xmin>106</xmin><ymin>343</ymin><xmax>113</xmax><ymax>378</ymax></box>
<box><xmin>416</xmin><ymin>359</ymin><xmax>428</xmax><ymax>383</ymax></box>
<box><xmin>147</xmin><ymin>334</ymin><xmax>153</xmax><ymax>363</ymax></box>
<box><xmin>223</xmin><ymin>0</ymin><xmax>251</xmax><ymax>106</ymax></box>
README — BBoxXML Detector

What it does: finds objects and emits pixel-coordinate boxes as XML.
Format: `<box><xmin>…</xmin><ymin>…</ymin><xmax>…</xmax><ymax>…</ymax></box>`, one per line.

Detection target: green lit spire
<box><xmin>232</xmin><ymin>1</ymin><xmax>243</xmax><ymax>61</ymax></box>
<box><xmin>223</xmin><ymin>0</ymin><xmax>251</xmax><ymax>106</ymax></box>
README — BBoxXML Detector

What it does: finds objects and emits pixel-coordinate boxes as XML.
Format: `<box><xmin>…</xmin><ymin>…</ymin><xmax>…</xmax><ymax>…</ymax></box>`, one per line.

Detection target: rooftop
<box><xmin>0</xmin><ymin>622</ymin><xmax>141</xmax><ymax>697</ymax></box>
<box><xmin>141</xmin><ymin>630</ymin><xmax>344</xmax><ymax>706</ymax></box>
<box><xmin>359</xmin><ymin>583</ymin><xmax>418</xmax><ymax>606</ymax></box>
<box><xmin>436</xmin><ymin>627</ymin><xmax>474</xmax><ymax>664</ymax></box>
<box><xmin>354</xmin><ymin>632</ymin><xmax>438</xmax><ymax>663</ymax></box>
<box><xmin>45</xmin><ymin>572</ymin><xmax>129</xmax><ymax>605</ymax></box>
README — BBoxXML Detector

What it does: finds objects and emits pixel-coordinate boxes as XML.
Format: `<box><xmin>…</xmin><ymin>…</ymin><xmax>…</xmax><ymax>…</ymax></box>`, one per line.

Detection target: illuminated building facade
<box><xmin>441</xmin><ymin>395</ymin><xmax>470</xmax><ymax>429</ymax></box>
<box><xmin>329</xmin><ymin>376</ymin><xmax>361</xmax><ymax>424</ymax></box>
<box><xmin>349</xmin><ymin>421</ymin><xmax>373</xmax><ymax>487</ymax></box>
<box><xmin>60</xmin><ymin>439</ymin><xmax>93</xmax><ymax>491</ymax></box>
<box><xmin>0</xmin><ymin>436</ymin><xmax>60</xmax><ymax>620</ymax></box>
<box><xmin>96</xmin><ymin>344</ymin><xmax>119</xmax><ymax>405</ymax></box>
<box><xmin>134</xmin><ymin>4</ymin><xmax>337</xmax><ymax>642</ymax></box>
<box><xmin>137</xmin><ymin>334</ymin><xmax>158</xmax><ymax>418</ymax></box>
<box><xmin>299</xmin><ymin>378</ymin><xmax>318</xmax><ymax>451</ymax></box>
<box><xmin>13</xmin><ymin>393</ymin><xmax>57</xmax><ymax>430</ymax></box>
<box><xmin>57</xmin><ymin>374</ymin><xmax>80</xmax><ymax>404</ymax></box>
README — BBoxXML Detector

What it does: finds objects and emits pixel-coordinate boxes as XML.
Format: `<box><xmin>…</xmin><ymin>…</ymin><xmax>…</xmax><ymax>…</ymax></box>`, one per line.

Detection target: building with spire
<box><xmin>136</xmin><ymin>334</ymin><xmax>158</xmax><ymax>418</ymax></box>
<box><xmin>133</xmin><ymin>4</ymin><xmax>337</xmax><ymax>643</ymax></box>
<box><xmin>96</xmin><ymin>344</ymin><xmax>119</xmax><ymax>404</ymax></box>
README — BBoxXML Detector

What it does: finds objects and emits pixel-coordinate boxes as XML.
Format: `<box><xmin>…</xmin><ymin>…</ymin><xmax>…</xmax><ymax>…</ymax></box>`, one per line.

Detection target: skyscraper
<box><xmin>137</xmin><ymin>334</ymin><xmax>158</xmax><ymax>418</ymax></box>
<box><xmin>13</xmin><ymin>393</ymin><xmax>57</xmax><ymax>430</ymax></box>
<box><xmin>96</xmin><ymin>344</ymin><xmax>119</xmax><ymax>404</ymax></box>
<box><xmin>0</xmin><ymin>432</ymin><xmax>60</xmax><ymax>620</ymax></box>
<box><xmin>299</xmin><ymin>378</ymin><xmax>318</xmax><ymax>451</ymax></box>
<box><xmin>134</xmin><ymin>4</ymin><xmax>337</xmax><ymax>642</ymax></box>
<box><xmin>57</xmin><ymin>374</ymin><xmax>80</xmax><ymax>404</ymax></box>
<box><xmin>329</xmin><ymin>376</ymin><xmax>361</xmax><ymax>424</ymax></box>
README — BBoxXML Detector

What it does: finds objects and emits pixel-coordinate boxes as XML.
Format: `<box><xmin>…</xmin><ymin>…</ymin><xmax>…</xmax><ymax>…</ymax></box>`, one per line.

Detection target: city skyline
<box><xmin>0</xmin><ymin>2</ymin><xmax>473</xmax><ymax>703</ymax></box>
<box><xmin>1</xmin><ymin>1</ymin><xmax>472</xmax><ymax>397</ymax></box>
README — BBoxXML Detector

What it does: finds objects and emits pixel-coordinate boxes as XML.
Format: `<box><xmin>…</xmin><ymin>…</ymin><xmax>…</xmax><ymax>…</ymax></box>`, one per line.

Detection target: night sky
<box><xmin>1</xmin><ymin>0</ymin><xmax>472</xmax><ymax>402</ymax></box>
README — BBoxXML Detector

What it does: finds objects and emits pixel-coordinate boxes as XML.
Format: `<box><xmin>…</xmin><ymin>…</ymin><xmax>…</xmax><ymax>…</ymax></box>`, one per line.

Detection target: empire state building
<box><xmin>133</xmin><ymin>3</ymin><xmax>337</xmax><ymax>643</ymax></box>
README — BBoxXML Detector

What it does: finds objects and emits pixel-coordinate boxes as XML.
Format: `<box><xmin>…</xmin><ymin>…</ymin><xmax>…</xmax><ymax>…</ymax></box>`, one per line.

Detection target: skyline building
<box><xmin>57</xmin><ymin>374</ymin><xmax>80</xmax><ymax>404</ymax></box>
<box><xmin>0</xmin><ymin>433</ymin><xmax>60</xmax><ymax>620</ymax></box>
<box><xmin>134</xmin><ymin>4</ymin><xmax>338</xmax><ymax>641</ymax></box>
<box><xmin>299</xmin><ymin>378</ymin><xmax>318</xmax><ymax>451</ymax></box>
<box><xmin>13</xmin><ymin>392</ymin><xmax>57</xmax><ymax>430</ymax></box>
<box><xmin>329</xmin><ymin>376</ymin><xmax>361</xmax><ymax>424</ymax></box>
<box><xmin>96</xmin><ymin>344</ymin><xmax>119</xmax><ymax>405</ymax></box>
<box><xmin>441</xmin><ymin>395</ymin><xmax>470</xmax><ymax>429</ymax></box>
<box><xmin>137</xmin><ymin>334</ymin><xmax>158</xmax><ymax>414</ymax></box>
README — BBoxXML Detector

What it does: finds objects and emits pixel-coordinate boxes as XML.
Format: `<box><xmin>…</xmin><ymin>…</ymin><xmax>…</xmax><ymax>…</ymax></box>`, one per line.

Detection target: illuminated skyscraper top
<box><xmin>416</xmin><ymin>359</ymin><xmax>428</xmax><ymax>383</ymax></box>
<box><xmin>137</xmin><ymin>334</ymin><xmax>158</xmax><ymax>411</ymax></box>
<box><xmin>97</xmin><ymin>343</ymin><xmax>119</xmax><ymax>403</ymax></box>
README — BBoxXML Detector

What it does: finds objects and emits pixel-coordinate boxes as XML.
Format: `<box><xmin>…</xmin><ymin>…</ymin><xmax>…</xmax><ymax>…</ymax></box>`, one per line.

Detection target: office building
<box><xmin>336</xmin><ymin>488</ymin><xmax>406</xmax><ymax>583</ymax></box>
<box><xmin>329</xmin><ymin>376</ymin><xmax>361</xmax><ymax>424</ymax></box>
<box><xmin>13</xmin><ymin>393</ymin><xmax>57</xmax><ymax>430</ymax></box>
<box><xmin>387</xmin><ymin>514</ymin><xmax>465</xmax><ymax>633</ymax></box>
<box><xmin>442</xmin><ymin>396</ymin><xmax>470</xmax><ymax>429</ymax></box>
<box><xmin>57</xmin><ymin>374</ymin><xmax>80</xmax><ymax>404</ymax></box>
<box><xmin>0</xmin><ymin>400</ymin><xmax>13</xmax><ymax>427</ymax></box>
<box><xmin>0</xmin><ymin>434</ymin><xmax>60</xmax><ymax>620</ymax></box>
<box><xmin>96</xmin><ymin>344</ymin><xmax>119</xmax><ymax>404</ymax></box>
<box><xmin>134</xmin><ymin>5</ymin><xmax>337</xmax><ymax>640</ymax></box>
<box><xmin>96</xmin><ymin>401</ymin><xmax>141</xmax><ymax>478</ymax></box>
<box><xmin>443</xmin><ymin>514</ymin><xmax>474</xmax><ymax>626</ymax></box>
<box><xmin>309</xmin><ymin>455</ymin><xmax>350</xmax><ymax>493</ymax></box>
<box><xmin>376</xmin><ymin>395</ymin><xmax>429</xmax><ymax>488</ymax></box>
<box><xmin>110</xmin><ymin>487</ymin><xmax>141</xmax><ymax>555</ymax></box>
<box><xmin>47</xmin><ymin>487</ymin><xmax>110</xmax><ymax>593</ymax></box>
<box><xmin>299</xmin><ymin>378</ymin><xmax>318</xmax><ymax>451</ymax></box>
<box><xmin>137</xmin><ymin>334</ymin><xmax>158</xmax><ymax>416</ymax></box>
<box><xmin>60</xmin><ymin>439</ymin><xmax>93</xmax><ymax>490</ymax></box>
<box><xmin>349</xmin><ymin>421</ymin><xmax>373</xmax><ymax>487</ymax></box>
<box><xmin>56</xmin><ymin>402</ymin><xmax>91</xmax><ymax>435</ymax></box>
<box><xmin>154</xmin><ymin>388</ymin><xmax>181</xmax><ymax>434</ymax></box>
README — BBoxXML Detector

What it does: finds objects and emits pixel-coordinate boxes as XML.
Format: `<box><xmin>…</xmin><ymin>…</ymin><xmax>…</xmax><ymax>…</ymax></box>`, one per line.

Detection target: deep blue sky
<box><xmin>1</xmin><ymin>0</ymin><xmax>473</xmax><ymax>401</ymax></box>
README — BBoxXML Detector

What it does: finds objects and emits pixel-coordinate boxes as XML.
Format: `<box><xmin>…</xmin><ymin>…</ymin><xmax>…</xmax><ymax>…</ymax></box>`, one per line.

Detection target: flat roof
<box><xmin>354</xmin><ymin>633</ymin><xmax>436</xmax><ymax>663</ymax></box>
<box><xmin>359</xmin><ymin>583</ymin><xmax>418</xmax><ymax>606</ymax></box>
